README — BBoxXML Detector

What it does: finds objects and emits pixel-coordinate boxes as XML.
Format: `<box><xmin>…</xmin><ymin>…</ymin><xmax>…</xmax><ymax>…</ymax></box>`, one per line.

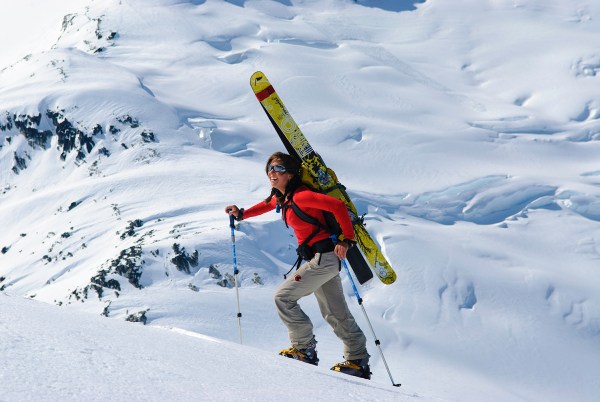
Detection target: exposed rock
<box><xmin>119</xmin><ymin>219</ymin><xmax>144</xmax><ymax>240</ymax></box>
<box><xmin>11</xmin><ymin>113</ymin><xmax>52</xmax><ymax>149</ymax></box>
<box><xmin>141</xmin><ymin>130</ymin><xmax>156</xmax><ymax>143</ymax></box>
<box><xmin>170</xmin><ymin>243</ymin><xmax>199</xmax><ymax>274</ymax></box>
<box><xmin>67</xmin><ymin>201</ymin><xmax>81</xmax><ymax>211</ymax></box>
<box><xmin>125</xmin><ymin>309</ymin><xmax>148</xmax><ymax>325</ymax></box>
<box><xmin>208</xmin><ymin>264</ymin><xmax>222</xmax><ymax>279</ymax></box>
<box><xmin>217</xmin><ymin>273</ymin><xmax>235</xmax><ymax>288</ymax></box>
<box><xmin>117</xmin><ymin>115</ymin><xmax>139</xmax><ymax>128</ymax></box>
<box><xmin>89</xmin><ymin>269</ymin><xmax>121</xmax><ymax>298</ymax></box>
<box><xmin>12</xmin><ymin>152</ymin><xmax>28</xmax><ymax>174</ymax></box>
<box><xmin>252</xmin><ymin>273</ymin><xmax>263</xmax><ymax>285</ymax></box>
<box><xmin>111</xmin><ymin>246</ymin><xmax>144</xmax><ymax>289</ymax></box>
<box><xmin>46</xmin><ymin>110</ymin><xmax>96</xmax><ymax>161</ymax></box>
<box><xmin>69</xmin><ymin>245</ymin><xmax>145</xmax><ymax>303</ymax></box>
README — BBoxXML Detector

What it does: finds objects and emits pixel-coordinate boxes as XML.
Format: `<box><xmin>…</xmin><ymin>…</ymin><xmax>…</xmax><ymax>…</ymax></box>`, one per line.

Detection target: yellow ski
<box><xmin>250</xmin><ymin>71</ymin><xmax>396</xmax><ymax>285</ymax></box>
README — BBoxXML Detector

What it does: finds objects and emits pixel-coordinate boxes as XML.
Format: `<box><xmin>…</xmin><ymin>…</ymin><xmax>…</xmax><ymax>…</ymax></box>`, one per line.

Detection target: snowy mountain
<box><xmin>1</xmin><ymin>0</ymin><xmax>600</xmax><ymax>401</ymax></box>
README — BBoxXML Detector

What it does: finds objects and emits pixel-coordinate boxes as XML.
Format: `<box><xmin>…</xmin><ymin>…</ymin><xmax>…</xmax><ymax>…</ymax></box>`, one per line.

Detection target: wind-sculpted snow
<box><xmin>471</xmin><ymin>115</ymin><xmax>600</xmax><ymax>142</ymax></box>
<box><xmin>356</xmin><ymin>0</ymin><xmax>426</xmax><ymax>12</ymax></box>
<box><xmin>382</xmin><ymin>176</ymin><xmax>558</xmax><ymax>225</ymax></box>
<box><xmin>356</xmin><ymin>174</ymin><xmax>600</xmax><ymax>227</ymax></box>
<box><xmin>557</xmin><ymin>191</ymin><xmax>600</xmax><ymax>222</ymax></box>
<box><xmin>545</xmin><ymin>285</ymin><xmax>600</xmax><ymax>337</ymax></box>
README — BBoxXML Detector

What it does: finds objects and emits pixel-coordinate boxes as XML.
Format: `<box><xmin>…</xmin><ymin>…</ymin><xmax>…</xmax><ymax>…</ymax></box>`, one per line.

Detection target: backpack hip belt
<box><xmin>311</xmin><ymin>238</ymin><xmax>335</xmax><ymax>254</ymax></box>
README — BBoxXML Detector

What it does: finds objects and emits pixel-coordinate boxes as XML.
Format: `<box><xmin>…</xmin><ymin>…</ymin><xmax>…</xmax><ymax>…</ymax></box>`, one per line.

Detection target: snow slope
<box><xmin>0</xmin><ymin>293</ymin><xmax>415</xmax><ymax>401</ymax></box>
<box><xmin>1</xmin><ymin>0</ymin><xmax>600</xmax><ymax>401</ymax></box>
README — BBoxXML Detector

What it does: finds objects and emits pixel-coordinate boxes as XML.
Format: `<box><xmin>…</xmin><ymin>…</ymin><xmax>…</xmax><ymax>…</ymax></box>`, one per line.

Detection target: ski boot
<box><xmin>331</xmin><ymin>357</ymin><xmax>371</xmax><ymax>380</ymax></box>
<box><xmin>279</xmin><ymin>338</ymin><xmax>319</xmax><ymax>365</ymax></box>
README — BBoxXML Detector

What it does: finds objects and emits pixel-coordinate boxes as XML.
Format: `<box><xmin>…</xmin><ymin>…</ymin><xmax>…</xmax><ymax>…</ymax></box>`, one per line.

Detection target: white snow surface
<box><xmin>0</xmin><ymin>293</ymin><xmax>410</xmax><ymax>401</ymax></box>
<box><xmin>1</xmin><ymin>0</ymin><xmax>600</xmax><ymax>401</ymax></box>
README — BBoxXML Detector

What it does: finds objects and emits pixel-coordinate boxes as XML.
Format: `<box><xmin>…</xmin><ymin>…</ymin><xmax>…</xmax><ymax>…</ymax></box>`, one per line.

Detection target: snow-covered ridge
<box><xmin>1</xmin><ymin>0</ymin><xmax>600</xmax><ymax>400</ymax></box>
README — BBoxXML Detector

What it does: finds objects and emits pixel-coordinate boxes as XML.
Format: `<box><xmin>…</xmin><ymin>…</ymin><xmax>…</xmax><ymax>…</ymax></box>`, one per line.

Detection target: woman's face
<box><xmin>267</xmin><ymin>158</ymin><xmax>293</xmax><ymax>193</ymax></box>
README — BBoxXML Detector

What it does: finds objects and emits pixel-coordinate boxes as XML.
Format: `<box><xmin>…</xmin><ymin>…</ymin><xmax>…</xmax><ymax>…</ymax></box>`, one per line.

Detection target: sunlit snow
<box><xmin>1</xmin><ymin>1</ymin><xmax>599</xmax><ymax>401</ymax></box>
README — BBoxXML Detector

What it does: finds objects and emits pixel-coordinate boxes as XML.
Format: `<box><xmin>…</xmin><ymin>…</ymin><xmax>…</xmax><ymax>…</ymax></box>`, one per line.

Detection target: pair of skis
<box><xmin>250</xmin><ymin>71</ymin><xmax>396</xmax><ymax>285</ymax></box>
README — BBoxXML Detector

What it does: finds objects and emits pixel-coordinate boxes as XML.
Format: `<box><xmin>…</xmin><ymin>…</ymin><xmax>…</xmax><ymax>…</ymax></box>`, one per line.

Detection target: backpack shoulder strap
<box><xmin>290</xmin><ymin>200</ymin><xmax>325</xmax><ymax>230</ymax></box>
<box><xmin>285</xmin><ymin>192</ymin><xmax>328</xmax><ymax>247</ymax></box>
<box><xmin>281</xmin><ymin>187</ymin><xmax>324</xmax><ymax>228</ymax></box>
<box><xmin>291</xmin><ymin>191</ymin><xmax>342</xmax><ymax>236</ymax></box>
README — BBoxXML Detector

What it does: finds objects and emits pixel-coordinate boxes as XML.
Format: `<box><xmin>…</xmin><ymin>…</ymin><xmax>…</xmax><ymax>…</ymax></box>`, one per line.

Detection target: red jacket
<box><xmin>243</xmin><ymin>186</ymin><xmax>355</xmax><ymax>246</ymax></box>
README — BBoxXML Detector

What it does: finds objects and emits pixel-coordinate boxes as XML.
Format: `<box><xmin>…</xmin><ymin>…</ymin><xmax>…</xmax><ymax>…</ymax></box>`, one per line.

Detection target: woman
<box><xmin>225</xmin><ymin>151</ymin><xmax>371</xmax><ymax>379</ymax></box>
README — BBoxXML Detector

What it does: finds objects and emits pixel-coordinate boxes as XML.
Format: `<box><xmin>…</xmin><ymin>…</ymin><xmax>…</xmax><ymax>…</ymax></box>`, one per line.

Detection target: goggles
<box><xmin>267</xmin><ymin>165</ymin><xmax>288</xmax><ymax>173</ymax></box>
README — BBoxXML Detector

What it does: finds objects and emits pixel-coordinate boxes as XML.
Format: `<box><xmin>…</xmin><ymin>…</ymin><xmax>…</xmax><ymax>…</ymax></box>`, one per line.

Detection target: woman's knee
<box><xmin>274</xmin><ymin>286</ymin><xmax>292</xmax><ymax>306</ymax></box>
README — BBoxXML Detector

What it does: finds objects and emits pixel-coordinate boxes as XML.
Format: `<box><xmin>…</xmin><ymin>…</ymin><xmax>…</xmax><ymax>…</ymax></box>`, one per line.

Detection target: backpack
<box><xmin>295</xmin><ymin>162</ymin><xmax>346</xmax><ymax>236</ymax></box>
<box><xmin>279</xmin><ymin>163</ymin><xmax>375</xmax><ymax>284</ymax></box>
<box><xmin>281</xmin><ymin>161</ymin><xmax>345</xmax><ymax>244</ymax></box>
<box><xmin>278</xmin><ymin>164</ymin><xmax>345</xmax><ymax>276</ymax></box>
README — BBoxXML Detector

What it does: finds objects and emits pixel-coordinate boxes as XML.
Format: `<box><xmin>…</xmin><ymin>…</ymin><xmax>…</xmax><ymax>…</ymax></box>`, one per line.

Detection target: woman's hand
<box><xmin>334</xmin><ymin>241</ymin><xmax>349</xmax><ymax>260</ymax></box>
<box><xmin>225</xmin><ymin>205</ymin><xmax>240</xmax><ymax>219</ymax></box>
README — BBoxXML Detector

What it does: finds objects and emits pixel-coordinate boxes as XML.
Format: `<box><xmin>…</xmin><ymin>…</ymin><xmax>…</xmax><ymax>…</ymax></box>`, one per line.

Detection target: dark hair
<box><xmin>264</xmin><ymin>151</ymin><xmax>302</xmax><ymax>204</ymax></box>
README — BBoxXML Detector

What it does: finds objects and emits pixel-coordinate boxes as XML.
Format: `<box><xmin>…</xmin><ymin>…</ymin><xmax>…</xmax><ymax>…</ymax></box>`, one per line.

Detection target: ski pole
<box><xmin>332</xmin><ymin>237</ymin><xmax>400</xmax><ymax>387</ymax></box>
<box><xmin>229</xmin><ymin>214</ymin><xmax>243</xmax><ymax>344</ymax></box>
<box><xmin>342</xmin><ymin>258</ymin><xmax>400</xmax><ymax>386</ymax></box>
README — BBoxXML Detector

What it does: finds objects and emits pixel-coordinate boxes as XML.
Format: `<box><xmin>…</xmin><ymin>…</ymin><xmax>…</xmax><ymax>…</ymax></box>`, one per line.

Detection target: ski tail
<box><xmin>346</xmin><ymin>247</ymin><xmax>374</xmax><ymax>284</ymax></box>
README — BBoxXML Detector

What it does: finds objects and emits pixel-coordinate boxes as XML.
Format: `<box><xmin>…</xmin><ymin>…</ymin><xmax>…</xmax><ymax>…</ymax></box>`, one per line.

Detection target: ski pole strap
<box><xmin>283</xmin><ymin>256</ymin><xmax>303</xmax><ymax>279</ymax></box>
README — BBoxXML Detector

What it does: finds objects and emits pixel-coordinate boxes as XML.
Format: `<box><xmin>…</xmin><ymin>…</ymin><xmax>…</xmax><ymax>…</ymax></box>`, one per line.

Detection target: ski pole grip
<box><xmin>229</xmin><ymin>214</ymin><xmax>235</xmax><ymax>228</ymax></box>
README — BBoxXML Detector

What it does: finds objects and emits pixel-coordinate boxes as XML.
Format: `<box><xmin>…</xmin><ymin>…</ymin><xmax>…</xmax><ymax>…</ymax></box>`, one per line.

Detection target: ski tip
<box><xmin>250</xmin><ymin>71</ymin><xmax>275</xmax><ymax>99</ymax></box>
<box><xmin>250</xmin><ymin>71</ymin><xmax>267</xmax><ymax>87</ymax></box>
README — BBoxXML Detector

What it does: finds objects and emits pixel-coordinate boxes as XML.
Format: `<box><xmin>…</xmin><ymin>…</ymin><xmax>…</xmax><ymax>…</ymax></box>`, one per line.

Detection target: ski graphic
<box><xmin>250</xmin><ymin>71</ymin><xmax>396</xmax><ymax>285</ymax></box>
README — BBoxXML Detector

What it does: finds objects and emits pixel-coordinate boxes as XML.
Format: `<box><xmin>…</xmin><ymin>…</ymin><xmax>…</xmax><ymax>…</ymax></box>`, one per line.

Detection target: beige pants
<box><xmin>274</xmin><ymin>251</ymin><xmax>368</xmax><ymax>360</ymax></box>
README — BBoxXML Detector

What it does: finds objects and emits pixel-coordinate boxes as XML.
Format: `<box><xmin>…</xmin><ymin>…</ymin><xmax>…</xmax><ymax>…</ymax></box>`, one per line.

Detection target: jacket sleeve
<box><xmin>294</xmin><ymin>190</ymin><xmax>355</xmax><ymax>241</ymax></box>
<box><xmin>242</xmin><ymin>198</ymin><xmax>277</xmax><ymax>220</ymax></box>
